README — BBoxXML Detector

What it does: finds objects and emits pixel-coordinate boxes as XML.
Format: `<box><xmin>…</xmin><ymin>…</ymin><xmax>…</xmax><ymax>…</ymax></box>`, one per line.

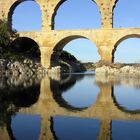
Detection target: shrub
<box><xmin>0</xmin><ymin>19</ymin><xmax>18</xmax><ymax>51</ymax></box>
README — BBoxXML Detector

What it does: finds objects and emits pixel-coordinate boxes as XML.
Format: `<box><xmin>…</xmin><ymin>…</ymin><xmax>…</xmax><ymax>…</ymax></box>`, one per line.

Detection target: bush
<box><xmin>60</xmin><ymin>50</ymin><xmax>77</xmax><ymax>62</ymax></box>
<box><xmin>0</xmin><ymin>19</ymin><xmax>18</xmax><ymax>51</ymax></box>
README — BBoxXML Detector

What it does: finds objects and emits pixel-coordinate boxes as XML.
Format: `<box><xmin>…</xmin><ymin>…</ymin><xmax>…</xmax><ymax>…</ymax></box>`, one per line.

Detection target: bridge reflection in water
<box><xmin>0</xmin><ymin>74</ymin><xmax>140</xmax><ymax>140</ymax></box>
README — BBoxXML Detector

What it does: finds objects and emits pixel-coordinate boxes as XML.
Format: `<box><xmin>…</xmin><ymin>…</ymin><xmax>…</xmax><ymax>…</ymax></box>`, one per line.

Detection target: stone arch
<box><xmin>10</xmin><ymin>37</ymin><xmax>41</xmax><ymax>60</ymax></box>
<box><xmin>51</xmin><ymin>35</ymin><xmax>100</xmax><ymax>66</ymax></box>
<box><xmin>8</xmin><ymin>0</ymin><xmax>42</xmax><ymax>31</ymax></box>
<box><xmin>54</xmin><ymin>35</ymin><xmax>87</xmax><ymax>50</ymax></box>
<box><xmin>52</xmin><ymin>0</ymin><xmax>101</xmax><ymax>30</ymax></box>
<box><xmin>112</xmin><ymin>34</ymin><xmax>140</xmax><ymax>62</ymax></box>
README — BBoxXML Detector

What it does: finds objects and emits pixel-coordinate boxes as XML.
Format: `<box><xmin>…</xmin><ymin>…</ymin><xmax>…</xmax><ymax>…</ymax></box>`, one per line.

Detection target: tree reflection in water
<box><xmin>0</xmin><ymin>76</ymin><xmax>40</xmax><ymax>127</ymax></box>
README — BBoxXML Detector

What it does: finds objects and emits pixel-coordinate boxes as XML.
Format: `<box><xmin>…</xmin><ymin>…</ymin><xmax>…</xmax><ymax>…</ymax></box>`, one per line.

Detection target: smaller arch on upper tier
<box><xmin>8</xmin><ymin>0</ymin><xmax>42</xmax><ymax>31</ymax></box>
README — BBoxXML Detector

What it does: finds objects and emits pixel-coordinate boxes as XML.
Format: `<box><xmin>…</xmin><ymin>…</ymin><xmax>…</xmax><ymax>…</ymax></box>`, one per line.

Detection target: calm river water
<box><xmin>0</xmin><ymin>72</ymin><xmax>140</xmax><ymax>140</ymax></box>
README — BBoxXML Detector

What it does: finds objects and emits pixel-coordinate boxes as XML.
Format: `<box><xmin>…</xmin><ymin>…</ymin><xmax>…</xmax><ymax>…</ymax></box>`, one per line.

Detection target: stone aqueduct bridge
<box><xmin>1</xmin><ymin>0</ymin><xmax>140</xmax><ymax>68</ymax></box>
<box><xmin>1</xmin><ymin>76</ymin><xmax>140</xmax><ymax>140</ymax></box>
<box><xmin>18</xmin><ymin>29</ymin><xmax>140</xmax><ymax>68</ymax></box>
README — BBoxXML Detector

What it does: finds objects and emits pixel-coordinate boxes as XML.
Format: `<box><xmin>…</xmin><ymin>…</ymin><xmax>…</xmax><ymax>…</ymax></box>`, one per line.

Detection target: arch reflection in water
<box><xmin>51</xmin><ymin>74</ymin><xmax>100</xmax><ymax>110</ymax></box>
<box><xmin>52</xmin><ymin>116</ymin><xmax>100</xmax><ymax>140</ymax></box>
<box><xmin>113</xmin><ymin>85</ymin><xmax>140</xmax><ymax>112</ymax></box>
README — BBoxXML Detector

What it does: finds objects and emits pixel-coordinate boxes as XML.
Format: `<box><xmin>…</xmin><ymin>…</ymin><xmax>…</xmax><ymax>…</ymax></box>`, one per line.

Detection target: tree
<box><xmin>0</xmin><ymin>19</ymin><xmax>18</xmax><ymax>51</ymax></box>
<box><xmin>60</xmin><ymin>50</ymin><xmax>77</xmax><ymax>62</ymax></box>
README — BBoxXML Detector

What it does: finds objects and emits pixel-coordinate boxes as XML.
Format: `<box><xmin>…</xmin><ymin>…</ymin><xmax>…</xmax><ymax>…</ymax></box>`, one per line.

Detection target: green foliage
<box><xmin>0</xmin><ymin>19</ymin><xmax>18</xmax><ymax>50</ymax></box>
<box><xmin>60</xmin><ymin>50</ymin><xmax>77</xmax><ymax>62</ymax></box>
<box><xmin>0</xmin><ymin>20</ymin><xmax>41</xmax><ymax>60</ymax></box>
<box><xmin>9</xmin><ymin>37</ymin><xmax>40</xmax><ymax>59</ymax></box>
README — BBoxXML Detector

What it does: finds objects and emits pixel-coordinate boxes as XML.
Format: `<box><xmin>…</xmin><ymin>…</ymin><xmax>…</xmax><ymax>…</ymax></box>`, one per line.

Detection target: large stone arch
<box><xmin>112</xmin><ymin>34</ymin><xmax>140</xmax><ymax>62</ymax></box>
<box><xmin>10</xmin><ymin>36</ymin><xmax>41</xmax><ymax>60</ymax></box>
<box><xmin>51</xmin><ymin>0</ymin><xmax>101</xmax><ymax>30</ymax></box>
<box><xmin>51</xmin><ymin>35</ymin><xmax>100</xmax><ymax>67</ymax></box>
<box><xmin>8</xmin><ymin>0</ymin><xmax>42</xmax><ymax>31</ymax></box>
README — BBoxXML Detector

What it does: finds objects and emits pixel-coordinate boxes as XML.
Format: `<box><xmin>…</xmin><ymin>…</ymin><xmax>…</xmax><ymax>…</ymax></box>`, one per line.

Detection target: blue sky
<box><xmin>12</xmin><ymin>0</ymin><xmax>140</xmax><ymax>63</ymax></box>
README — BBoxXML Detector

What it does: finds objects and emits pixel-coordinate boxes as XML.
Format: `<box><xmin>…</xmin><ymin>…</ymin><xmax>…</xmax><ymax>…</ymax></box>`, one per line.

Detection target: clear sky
<box><xmin>12</xmin><ymin>0</ymin><xmax>140</xmax><ymax>63</ymax></box>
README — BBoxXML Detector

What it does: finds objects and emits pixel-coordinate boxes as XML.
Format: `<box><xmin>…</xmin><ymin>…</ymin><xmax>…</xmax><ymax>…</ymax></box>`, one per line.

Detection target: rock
<box><xmin>0</xmin><ymin>58</ymin><xmax>48</xmax><ymax>79</ymax></box>
<box><xmin>0</xmin><ymin>59</ymin><xmax>7</xmax><ymax>69</ymax></box>
<box><xmin>96</xmin><ymin>65</ymin><xmax>109</xmax><ymax>75</ymax></box>
<box><xmin>95</xmin><ymin>65</ymin><xmax>140</xmax><ymax>77</ymax></box>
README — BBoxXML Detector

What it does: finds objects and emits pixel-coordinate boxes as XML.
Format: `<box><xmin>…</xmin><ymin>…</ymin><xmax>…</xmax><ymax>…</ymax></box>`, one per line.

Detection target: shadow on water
<box><xmin>0</xmin><ymin>77</ymin><xmax>40</xmax><ymax>127</ymax></box>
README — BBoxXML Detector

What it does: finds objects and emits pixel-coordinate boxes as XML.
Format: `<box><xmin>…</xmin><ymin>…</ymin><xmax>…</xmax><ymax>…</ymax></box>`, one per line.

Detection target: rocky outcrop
<box><xmin>0</xmin><ymin>58</ymin><xmax>65</xmax><ymax>83</ymax></box>
<box><xmin>96</xmin><ymin>65</ymin><xmax>140</xmax><ymax>77</ymax></box>
<box><xmin>0</xmin><ymin>58</ymin><xmax>47</xmax><ymax>78</ymax></box>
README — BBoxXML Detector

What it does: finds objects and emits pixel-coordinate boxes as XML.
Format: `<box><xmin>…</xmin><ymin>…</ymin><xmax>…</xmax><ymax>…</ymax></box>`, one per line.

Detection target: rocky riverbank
<box><xmin>0</xmin><ymin>58</ymin><xmax>86</xmax><ymax>79</ymax></box>
<box><xmin>2</xmin><ymin>57</ymin><xmax>140</xmax><ymax>78</ymax></box>
<box><xmin>0</xmin><ymin>58</ymin><xmax>47</xmax><ymax>78</ymax></box>
<box><xmin>0</xmin><ymin>58</ymin><xmax>64</xmax><ymax>87</ymax></box>
<box><xmin>95</xmin><ymin>63</ymin><xmax>140</xmax><ymax>77</ymax></box>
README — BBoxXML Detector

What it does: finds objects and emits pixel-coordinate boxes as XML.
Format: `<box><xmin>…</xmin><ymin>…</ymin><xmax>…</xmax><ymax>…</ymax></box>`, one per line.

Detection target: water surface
<box><xmin>0</xmin><ymin>73</ymin><xmax>140</xmax><ymax>140</ymax></box>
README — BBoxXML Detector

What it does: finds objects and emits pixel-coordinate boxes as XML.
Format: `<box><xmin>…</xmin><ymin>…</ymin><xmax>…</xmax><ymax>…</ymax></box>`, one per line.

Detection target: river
<box><xmin>0</xmin><ymin>72</ymin><xmax>140</xmax><ymax>140</ymax></box>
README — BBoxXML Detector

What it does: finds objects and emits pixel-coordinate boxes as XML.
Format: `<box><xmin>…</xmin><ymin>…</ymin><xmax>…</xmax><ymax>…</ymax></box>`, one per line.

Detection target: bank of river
<box><xmin>84</xmin><ymin>62</ymin><xmax>140</xmax><ymax>77</ymax></box>
<box><xmin>1</xmin><ymin>58</ymin><xmax>140</xmax><ymax>78</ymax></box>
<box><xmin>95</xmin><ymin>64</ymin><xmax>140</xmax><ymax>77</ymax></box>
<box><xmin>0</xmin><ymin>58</ymin><xmax>86</xmax><ymax>77</ymax></box>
